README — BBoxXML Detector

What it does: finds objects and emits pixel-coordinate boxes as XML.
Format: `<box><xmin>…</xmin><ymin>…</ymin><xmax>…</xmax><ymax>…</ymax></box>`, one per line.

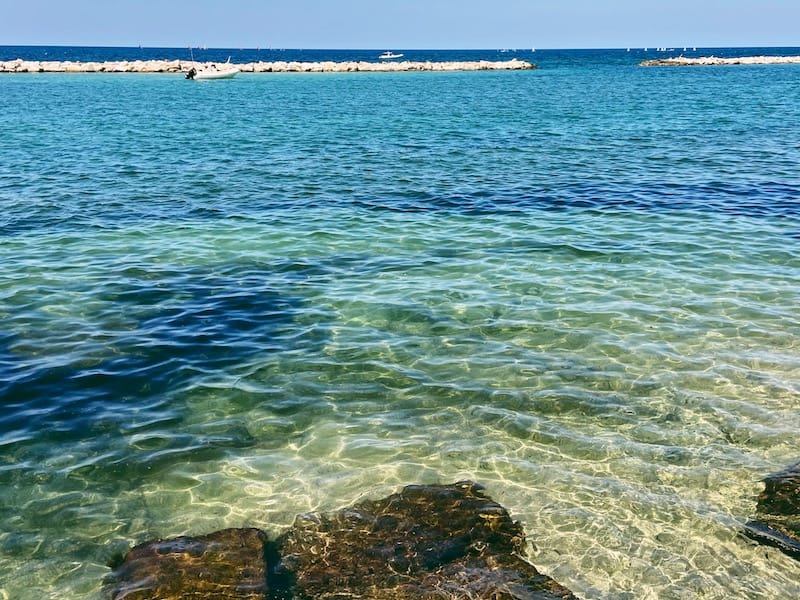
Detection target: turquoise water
<box><xmin>1</xmin><ymin>53</ymin><xmax>799</xmax><ymax>598</ymax></box>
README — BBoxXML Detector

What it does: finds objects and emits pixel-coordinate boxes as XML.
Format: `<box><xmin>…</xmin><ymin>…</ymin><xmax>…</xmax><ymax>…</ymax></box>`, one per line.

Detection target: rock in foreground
<box><xmin>108</xmin><ymin>481</ymin><xmax>576</xmax><ymax>599</ymax></box>
<box><xmin>744</xmin><ymin>463</ymin><xmax>800</xmax><ymax>560</ymax></box>
<box><xmin>276</xmin><ymin>481</ymin><xmax>575</xmax><ymax>599</ymax></box>
<box><xmin>108</xmin><ymin>527</ymin><xmax>268</xmax><ymax>599</ymax></box>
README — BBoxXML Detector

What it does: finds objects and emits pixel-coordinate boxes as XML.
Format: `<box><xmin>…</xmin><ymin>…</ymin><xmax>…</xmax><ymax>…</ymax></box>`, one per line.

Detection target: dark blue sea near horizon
<box><xmin>1</xmin><ymin>46</ymin><xmax>799</xmax><ymax>599</ymax></box>
<box><xmin>3</xmin><ymin>44</ymin><xmax>800</xmax><ymax>66</ymax></box>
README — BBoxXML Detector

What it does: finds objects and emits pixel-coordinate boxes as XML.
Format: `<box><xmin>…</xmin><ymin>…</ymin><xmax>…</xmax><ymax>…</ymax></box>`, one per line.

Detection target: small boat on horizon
<box><xmin>378</xmin><ymin>51</ymin><xmax>404</xmax><ymax>60</ymax></box>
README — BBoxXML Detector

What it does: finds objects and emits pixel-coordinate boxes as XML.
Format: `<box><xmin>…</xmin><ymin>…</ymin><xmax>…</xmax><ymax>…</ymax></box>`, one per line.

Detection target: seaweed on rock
<box><xmin>107</xmin><ymin>527</ymin><xmax>268</xmax><ymax>600</ymax></box>
<box><xmin>274</xmin><ymin>481</ymin><xmax>575</xmax><ymax>599</ymax></box>
<box><xmin>107</xmin><ymin>481</ymin><xmax>576</xmax><ymax>599</ymax></box>
<box><xmin>744</xmin><ymin>462</ymin><xmax>800</xmax><ymax>560</ymax></box>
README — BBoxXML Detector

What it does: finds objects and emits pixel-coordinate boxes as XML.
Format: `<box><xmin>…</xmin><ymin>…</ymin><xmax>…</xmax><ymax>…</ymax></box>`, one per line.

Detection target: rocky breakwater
<box><xmin>241</xmin><ymin>58</ymin><xmax>535</xmax><ymax>72</ymax></box>
<box><xmin>0</xmin><ymin>58</ymin><xmax>187</xmax><ymax>73</ymax></box>
<box><xmin>0</xmin><ymin>58</ymin><xmax>535</xmax><ymax>74</ymax></box>
<box><xmin>641</xmin><ymin>55</ymin><xmax>800</xmax><ymax>67</ymax></box>
<box><xmin>106</xmin><ymin>481</ymin><xmax>576</xmax><ymax>600</ymax></box>
<box><xmin>744</xmin><ymin>462</ymin><xmax>800</xmax><ymax>561</ymax></box>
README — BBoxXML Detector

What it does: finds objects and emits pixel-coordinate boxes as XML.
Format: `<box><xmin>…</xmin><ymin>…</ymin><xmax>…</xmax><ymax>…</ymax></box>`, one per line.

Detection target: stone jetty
<box><xmin>0</xmin><ymin>58</ymin><xmax>535</xmax><ymax>74</ymax></box>
<box><xmin>106</xmin><ymin>481</ymin><xmax>575</xmax><ymax>600</ymax></box>
<box><xmin>641</xmin><ymin>55</ymin><xmax>800</xmax><ymax>67</ymax></box>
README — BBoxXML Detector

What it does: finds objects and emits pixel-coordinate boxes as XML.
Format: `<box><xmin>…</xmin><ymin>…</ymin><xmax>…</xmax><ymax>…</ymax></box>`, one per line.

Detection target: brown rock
<box><xmin>274</xmin><ymin>481</ymin><xmax>576</xmax><ymax>599</ymax></box>
<box><xmin>107</xmin><ymin>482</ymin><xmax>576</xmax><ymax>599</ymax></box>
<box><xmin>744</xmin><ymin>462</ymin><xmax>800</xmax><ymax>560</ymax></box>
<box><xmin>107</xmin><ymin>527</ymin><xmax>268</xmax><ymax>599</ymax></box>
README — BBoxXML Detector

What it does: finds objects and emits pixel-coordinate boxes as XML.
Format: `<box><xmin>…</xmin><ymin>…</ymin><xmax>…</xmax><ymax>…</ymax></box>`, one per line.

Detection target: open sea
<box><xmin>1</xmin><ymin>46</ymin><xmax>799</xmax><ymax>599</ymax></box>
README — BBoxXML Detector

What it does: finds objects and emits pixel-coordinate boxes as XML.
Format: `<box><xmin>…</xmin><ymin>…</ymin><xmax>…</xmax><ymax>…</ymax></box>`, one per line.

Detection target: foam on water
<box><xmin>1</xmin><ymin>51</ymin><xmax>799</xmax><ymax>598</ymax></box>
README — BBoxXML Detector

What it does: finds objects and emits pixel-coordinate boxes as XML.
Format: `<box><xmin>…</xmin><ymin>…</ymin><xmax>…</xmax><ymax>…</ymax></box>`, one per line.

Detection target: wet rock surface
<box><xmin>276</xmin><ymin>481</ymin><xmax>576</xmax><ymax>599</ymax></box>
<box><xmin>108</xmin><ymin>481</ymin><xmax>576</xmax><ymax>599</ymax></box>
<box><xmin>744</xmin><ymin>463</ymin><xmax>800</xmax><ymax>560</ymax></box>
<box><xmin>108</xmin><ymin>527</ymin><xmax>268</xmax><ymax>600</ymax></box>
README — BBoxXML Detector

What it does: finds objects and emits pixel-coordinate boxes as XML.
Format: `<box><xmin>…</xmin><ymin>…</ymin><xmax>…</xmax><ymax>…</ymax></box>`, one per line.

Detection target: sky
<box><xmin>1</xmin><ymin>0</ymin><xmax>798</xmax><ymax>49</ymax></box>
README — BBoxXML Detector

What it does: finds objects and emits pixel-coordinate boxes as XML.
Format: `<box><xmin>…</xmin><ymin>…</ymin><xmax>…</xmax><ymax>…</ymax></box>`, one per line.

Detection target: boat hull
<box><xmin>193</xmin><ymin>68</ymin><xmax>239</xmax><ymax>80</ymax></box>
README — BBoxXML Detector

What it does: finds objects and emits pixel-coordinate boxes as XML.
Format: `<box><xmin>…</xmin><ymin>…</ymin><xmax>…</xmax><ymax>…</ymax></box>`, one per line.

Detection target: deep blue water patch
<box><xmin>0</xmin><ymin>266</ymin><xmax>317</xmax><ymax>450</ymax></box>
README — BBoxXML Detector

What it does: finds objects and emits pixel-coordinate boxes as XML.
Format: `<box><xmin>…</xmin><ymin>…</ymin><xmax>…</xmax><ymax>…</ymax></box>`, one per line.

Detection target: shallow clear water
<box><xmin>1</xmin><ymin>51</ymin><xmax>799</xmax><ymax>599</ymax></box>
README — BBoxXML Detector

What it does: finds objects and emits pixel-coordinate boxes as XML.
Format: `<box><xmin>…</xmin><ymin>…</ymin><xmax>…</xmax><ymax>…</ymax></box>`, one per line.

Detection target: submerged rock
<box><xmin>744</xmin><ymin>462</ymin><xmax>800</xmax><ymax>560</ymax></box>
<box><xmin>108</xmin><ymin>481</ymin><xmax>576</xmax><ymax>599</ymax></box>
<box><xmin>107</xmin><ymin>527</ymin><xmax>268</xmax><ymax>599</ymax></box>
<box><xmin>275</xmin><ymin>481</ymin><xmax>576</xmax><ymax>599</ymax></box>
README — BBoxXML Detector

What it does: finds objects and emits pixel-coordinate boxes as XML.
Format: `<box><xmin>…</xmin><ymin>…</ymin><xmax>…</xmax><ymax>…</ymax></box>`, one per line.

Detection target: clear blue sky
<box><xmin>2</xmin><ymin>0</ymin><xmax>798</xmax><ymax>49</ymax></box>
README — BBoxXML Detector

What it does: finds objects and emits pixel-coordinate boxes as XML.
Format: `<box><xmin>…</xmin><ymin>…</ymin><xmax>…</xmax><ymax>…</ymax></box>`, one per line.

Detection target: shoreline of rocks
<box><xmin>641</xmin><ymin>55</ymin><xmax>800</xmax><ymax>67</ymax></box>
<box><xmin>0</xmin><ymin>58</ymin><xmax>535</xmax><ymax>74</ymax></box>
<box><xmin>105</xmin><ymin>463</ymin><xmax>800</xmax><ymax>599</ymax></box>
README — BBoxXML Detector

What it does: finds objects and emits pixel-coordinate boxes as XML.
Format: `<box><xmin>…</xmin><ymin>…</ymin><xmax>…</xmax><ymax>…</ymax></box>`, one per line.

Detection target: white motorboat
<box><xmin>193</xmin><ymin>65</ymin><xmax>239</xmax><ymax>79</ymax></box>
<box><xmin>378</xmin><ymin>51</ymin><xmax>404</xmax><ymax>60</ymax></box>
<box><xmin>186</xmin><ymin>57</ymin><xmax>239</xmax><ymax>80</ymax></box>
